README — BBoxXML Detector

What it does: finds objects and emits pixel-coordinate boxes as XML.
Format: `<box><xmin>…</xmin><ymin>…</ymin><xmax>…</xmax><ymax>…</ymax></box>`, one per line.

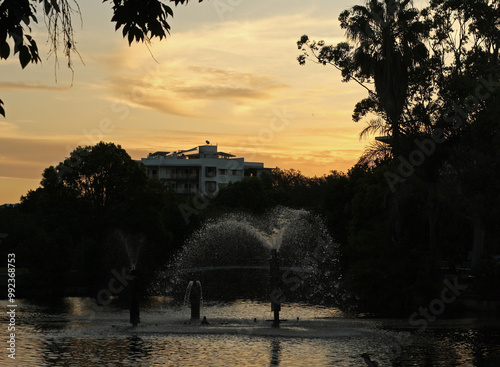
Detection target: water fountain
<box><xmin>161</xmin><ymin>206</ymin><xmax>342</xmax><ymax>319</ymax></box>
<box><xmin>116</xmin><ymin>231</ymin><xmax>144</xmax><ymax>326</ymax></box>
<box><xmin>117</xmin><ymin>231</ymin><xmax>145</xmax><ymax>271</ymax></box>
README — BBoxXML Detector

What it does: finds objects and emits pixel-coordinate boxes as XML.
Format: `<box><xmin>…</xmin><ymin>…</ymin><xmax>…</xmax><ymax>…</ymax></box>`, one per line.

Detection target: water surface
<box><xmin>1</xmin><ymin>297</ymin><xmax>499</xmax><ymax>366</ymax></box>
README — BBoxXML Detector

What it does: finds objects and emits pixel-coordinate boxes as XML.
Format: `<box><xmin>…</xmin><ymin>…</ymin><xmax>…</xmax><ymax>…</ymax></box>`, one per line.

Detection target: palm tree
<box><xmin>297</xmin><ymin>1</ymin><xmax>430</xmax><ymax>249</ymax></box>
<box><xmin>338</xmin><ymin>0</ymin><xmax>429</xmax><ymax>250</ymax></box>
<box><xmin>338</xmin><ymin>0</ymin><xmax>428</xmax><ymax>151</ymax></box>
<box><xmin>298</xmin><ymin>0</ymin><xmax>428</xmax><ymax>154</ymax></box>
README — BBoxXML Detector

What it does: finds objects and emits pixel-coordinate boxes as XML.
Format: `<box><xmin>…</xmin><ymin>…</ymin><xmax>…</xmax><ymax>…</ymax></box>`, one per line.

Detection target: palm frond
<box><xmin>357</xmin><ymin>140</ymin><xmax>393</xmax><ymax>167</ymax></box>
<box><xmin>359</xmin><ymin>118</ymin><xmax>390</xmax><ymax>139</ymax></box>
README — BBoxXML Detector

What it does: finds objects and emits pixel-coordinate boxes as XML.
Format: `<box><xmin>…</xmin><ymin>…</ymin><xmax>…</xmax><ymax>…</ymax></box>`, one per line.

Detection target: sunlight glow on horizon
<box><xmin>0</xmin><ymin>0</ymin><xmax>372</xmax><ymax>204</ymax></box>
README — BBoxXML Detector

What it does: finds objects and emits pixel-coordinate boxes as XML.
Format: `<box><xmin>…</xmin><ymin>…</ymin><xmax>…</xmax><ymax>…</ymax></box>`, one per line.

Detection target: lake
<box><xmin>1</xmin><ymin>297</ymin><xmax>500</xmax><ymax>366</ymax></box>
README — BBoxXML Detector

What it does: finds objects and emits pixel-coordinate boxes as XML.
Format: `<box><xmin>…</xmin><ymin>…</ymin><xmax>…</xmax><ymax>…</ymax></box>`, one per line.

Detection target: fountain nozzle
<box><xmin>186</xmin><ymin>280</ymin><xmax>202</xmax><ymax>320</ymax></box>
<box><xmin>270</xmin><ymin>249</ymin><xmax>281</xmax><ymax>327</ymax></box>
<box><xmin>129</xmin><ymin>269</ymin><xmax>140</xmax><ymax>326</ymax></box>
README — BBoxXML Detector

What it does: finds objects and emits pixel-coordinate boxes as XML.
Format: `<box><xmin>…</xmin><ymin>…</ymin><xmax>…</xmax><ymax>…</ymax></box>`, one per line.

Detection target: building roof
<box><xmin>145</xmin><ymin>145</ymin><xmax>236</xmax><ymax>160</ymax></box>
<box><xmin>184</xmin><ymin>151</ymin><xmax>236</xmax><ymax>159</ymax></box>
<box><xmin>148</xmin><ymin>151</ymin><xmax>170</xmax><ymax>157</ymax></box>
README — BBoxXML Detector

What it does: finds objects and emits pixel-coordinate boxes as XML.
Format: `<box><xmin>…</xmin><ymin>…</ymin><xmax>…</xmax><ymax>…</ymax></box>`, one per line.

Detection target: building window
<box><xmin>190</xmin><ymin>169</ymin><xmax>199</xmax><ymax>179</ymax></box>
<box><xmin>206</xmin><ymin>166</ymin><xmax>217</xmax><ymax>178</ymax></box>
<box><xmin>218</xmin><ymin>169</ymin><xmax>227</xmax><ymax>175</ymax></box>
<box><xmin>230</xmin><ymin>170</ymin><xmax>241</xmax><ymax>176</ymax></box>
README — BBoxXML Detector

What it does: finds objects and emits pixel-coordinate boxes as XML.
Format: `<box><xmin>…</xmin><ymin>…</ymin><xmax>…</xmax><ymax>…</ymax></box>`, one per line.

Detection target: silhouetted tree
<box><xmin>259</xmin><ymin>168</ymin><xmax>331</xmax><ymax>209</ymax></box>
<box><xmin>293</xmin><ymin>1</ymin><xmax>500</xmax><ymax>312</ymax></box>
<box><xmin>298</xmin><ymin>0</ymin><xmax>429</xmax><ymax>152</ymax></box>
<box><xmin>423</xmin><ymin>0</ymin><xmax>500</xmax><ymax>269</ymax></box>
<box><xmin>17</xmin><ymin>142</ymin><xmax>182</xmax><ymax>294</ymax></box>
<box><xmin>213</xmin><ymin>177</ymin><xmax>273</xmax><ymax>214</ymax></box>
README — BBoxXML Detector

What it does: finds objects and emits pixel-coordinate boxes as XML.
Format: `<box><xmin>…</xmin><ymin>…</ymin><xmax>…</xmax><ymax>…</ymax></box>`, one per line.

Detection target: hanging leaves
<box><xmin>0</xmin><ymin>0</ymin><xmax>41</xmax><ymax>67</ymax></box>
<box><xmin>0</xmin><ymin>41</ymin><xmax>10</xmax><ymax>59</ymax></box>
<box><xmin>107</xmin><ymin>0</ymin><xmax>203</xmax><ymax>45</ymax></box>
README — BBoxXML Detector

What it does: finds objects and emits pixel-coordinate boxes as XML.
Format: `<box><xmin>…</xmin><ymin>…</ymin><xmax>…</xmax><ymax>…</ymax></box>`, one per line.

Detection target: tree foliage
<box><xmin>296</xmin><ymin>0</ymin><xmax>500</xmax><ymax>313</ymax></box>
<box><xmin>2</xmin><ymin>142</ymin><xmax>186</xmax><ymax>295</ymax></box>
<box><xmin>298</xmin><ymin>0</ymin><xmax>429</xmax><ymax>147</ymax></box>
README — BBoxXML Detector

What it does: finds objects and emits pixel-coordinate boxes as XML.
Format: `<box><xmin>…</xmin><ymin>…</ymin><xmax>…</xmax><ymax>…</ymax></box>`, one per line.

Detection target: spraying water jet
<box><xmin>116</xmin><ymin>231</ymin><xmax>144</xmax><ymax>326</ymax></box>
<box><xmin>163</xmin><ymin>207</ymin><xmax>341</xmax><ymax>322</ymax></box>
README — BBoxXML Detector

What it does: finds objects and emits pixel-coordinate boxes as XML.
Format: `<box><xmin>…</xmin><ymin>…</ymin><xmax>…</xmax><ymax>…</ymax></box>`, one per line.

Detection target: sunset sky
<box><xmin>0</xmin><ymin>0</ymin><xmax>383</xmax><ymax>204</ymax></box>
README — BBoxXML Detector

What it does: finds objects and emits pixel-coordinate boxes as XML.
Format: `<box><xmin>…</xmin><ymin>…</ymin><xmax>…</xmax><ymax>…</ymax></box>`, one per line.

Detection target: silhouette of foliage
<box><xmin>296</xmin><ymin>0</ymin><xmax>500</xmax><ymax>314</ymax></box>
<box><xmin>108</xmin><ymin>0</ymin><xmax>203</xmax><ymax>45</ymax></box>
<box><xmin>213</xmin><ymin>177</ymin><xmax>272</xmax><ymax>214</ymax></box>
<box><xmin>8</xmin><ymin>142</ymin><xmax>185</xmax><ymax>295</ymax></box>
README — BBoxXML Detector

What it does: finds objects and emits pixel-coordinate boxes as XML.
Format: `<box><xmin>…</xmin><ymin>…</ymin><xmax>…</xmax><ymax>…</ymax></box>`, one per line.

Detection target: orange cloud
<box><xmin>0</xmin><ymin>82</ymin><xmax>71</xmax><ymax>91</ymax></box>
<box><xmin>104</xmin><ymin>63</ymin><xmax>289</xmax><ymax>118</ymax></box>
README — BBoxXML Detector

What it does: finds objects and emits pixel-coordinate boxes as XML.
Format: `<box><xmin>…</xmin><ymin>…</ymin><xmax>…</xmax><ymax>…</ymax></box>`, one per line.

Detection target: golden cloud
<box><xmin>104</xmin><ymin>63</ymin><xmax>289</xmax><ymax>118</ymax></box>
<box><xmin>0</xmin><ymin>82</ymin><xmax>71</xmax><ymax>91</ymax></box>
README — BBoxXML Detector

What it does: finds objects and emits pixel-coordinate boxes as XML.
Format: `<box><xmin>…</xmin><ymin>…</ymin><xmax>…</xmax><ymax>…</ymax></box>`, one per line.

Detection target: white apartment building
<box><xmin>140</xmin><ymin>144</ymin><xmax>269</xmax><ymax>195</ymax></box>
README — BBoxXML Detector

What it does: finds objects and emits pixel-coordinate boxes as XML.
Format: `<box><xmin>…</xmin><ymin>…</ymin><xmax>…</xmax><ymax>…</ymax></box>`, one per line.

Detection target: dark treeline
<box><xmin>1</xmin><ymin>0</ymin><xmax>500</xmax><ymax>315</ymax></box>
<box><xmin>1</xmin><ymin>149</ymin><xmax>498</xmax><ymax>314</ymax></box>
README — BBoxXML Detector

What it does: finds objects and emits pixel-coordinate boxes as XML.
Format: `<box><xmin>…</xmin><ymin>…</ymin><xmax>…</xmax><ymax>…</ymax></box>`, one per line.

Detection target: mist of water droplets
<box><xmin>154</xmin><ymin>206</ymin><xmax>345</xmax><ymax>305</ymax></box>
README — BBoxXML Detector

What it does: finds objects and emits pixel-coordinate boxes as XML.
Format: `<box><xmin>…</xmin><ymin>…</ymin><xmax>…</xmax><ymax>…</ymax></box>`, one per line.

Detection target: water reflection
<box><xmin>128</xmin><ymin>335</ymin><xmax>152</xmax><ymax>363</ymax></box>
<box><xmin>2</xmin><ymin>297</ymin><xmax>500</xmax><ymax>366</ymax></box>
<box><xmin>269</xmin><ymin>338</ymin><xmax>281</xmax><ymax>366</ymax></box>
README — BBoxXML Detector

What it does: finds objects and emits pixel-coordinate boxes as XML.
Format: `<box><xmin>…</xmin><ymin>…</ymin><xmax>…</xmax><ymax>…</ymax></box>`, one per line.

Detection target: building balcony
<box><xmin>174</xmin><ymin>173</ymin><xmax>199</xmax><ymax>179</ymax></box>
